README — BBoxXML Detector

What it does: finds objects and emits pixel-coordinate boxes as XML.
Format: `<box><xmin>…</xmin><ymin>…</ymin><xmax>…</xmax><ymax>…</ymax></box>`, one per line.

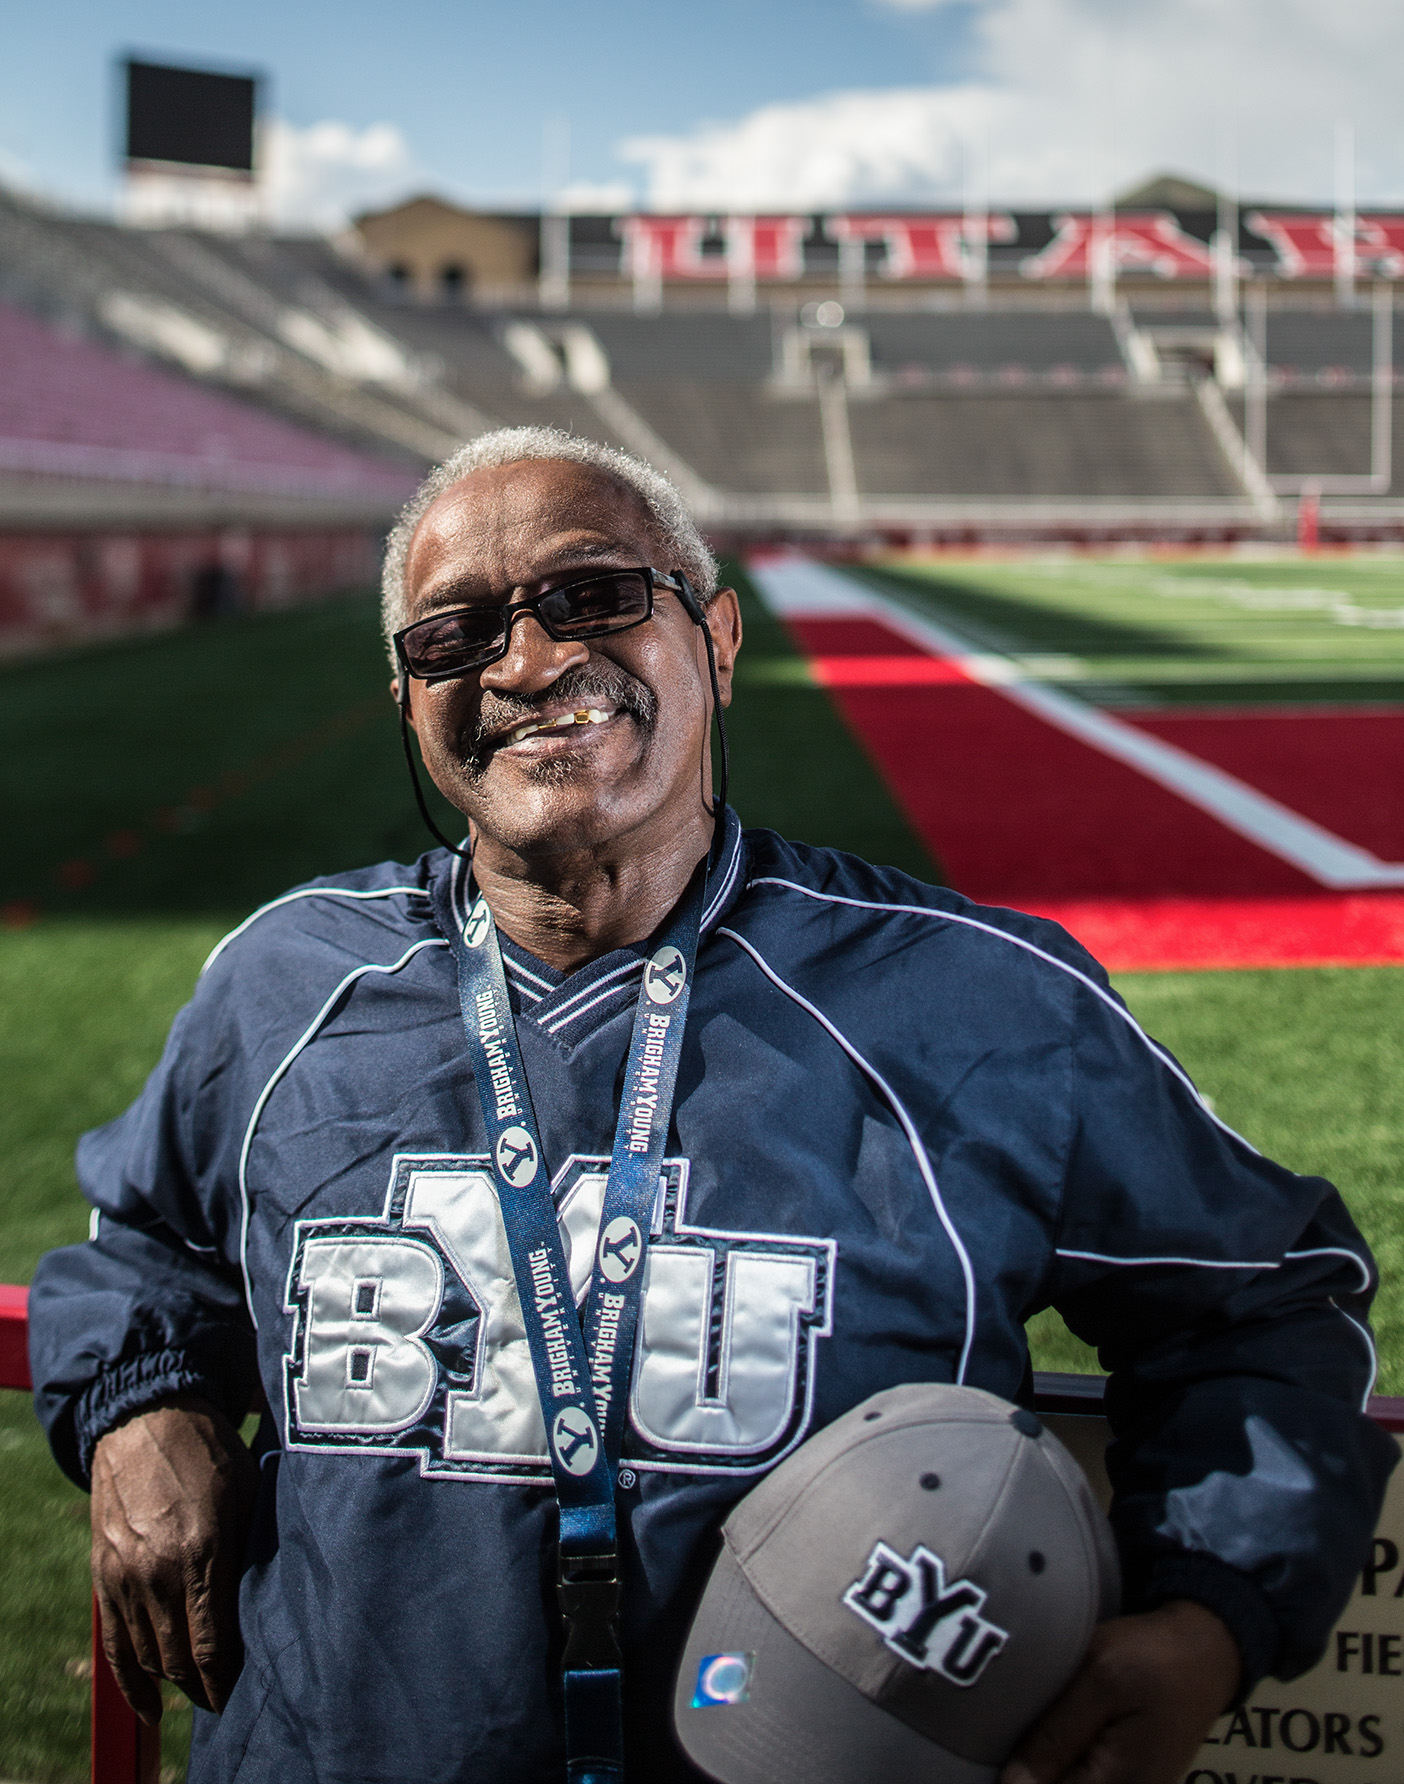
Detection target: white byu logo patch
<box><xmin>843</xmin><ymin>1542</ymin><xmax>1008</xmax><ymax>1687</ymax></box>
<box><xmin>284</xmin><ymin>1155</ymin><xmax>834</xmax><ymax>1483</ymax></box>
<box><xmin>463</xmin><ymin>901</ymin><xmax>492</xmax><ymax>948</ymax></box>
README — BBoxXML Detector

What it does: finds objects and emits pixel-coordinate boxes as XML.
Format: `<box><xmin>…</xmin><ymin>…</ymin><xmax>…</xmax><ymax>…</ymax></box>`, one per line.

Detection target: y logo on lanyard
<box><xmin>496</xmin><ymin>1126</ymin><xmax>538</xmax><ymax>1187</ymax></box>
<box><xmin>645</xmin><ymin>945</ymin><xmax>686</xmax><ymax>1004</ymax></box>
<box><xmin>599</xmin><ymin>1216</ymin><xmax>643</xmax><ymax>1283</ymax></box>
<box><xmin>552</xmin><ymin>1406</ymin><xmax>601</xmax><ymax>1476</ymax></box>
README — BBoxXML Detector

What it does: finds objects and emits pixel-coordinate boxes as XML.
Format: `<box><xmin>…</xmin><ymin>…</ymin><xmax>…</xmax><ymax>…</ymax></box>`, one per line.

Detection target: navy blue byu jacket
<box><xmin>29</xmin><ymin>816</ymin><xmax>1396</xmax><ymax>1783</ymax></box>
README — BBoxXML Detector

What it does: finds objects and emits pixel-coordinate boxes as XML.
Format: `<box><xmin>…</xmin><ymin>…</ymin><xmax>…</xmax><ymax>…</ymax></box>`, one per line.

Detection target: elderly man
<box><xmin>30</xmin><ymin>428</ymin><xmax>1394</xmax><ymax>1784</ymax></box>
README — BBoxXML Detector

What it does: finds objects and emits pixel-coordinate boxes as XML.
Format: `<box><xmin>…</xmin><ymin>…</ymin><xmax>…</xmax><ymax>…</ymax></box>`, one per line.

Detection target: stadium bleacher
<box><xmin>863</xmin><ymin>312</ymin><xmax>1126</xmax><ymax>384</ymax></box>
<box><xmin>614</xmin><ymin>381</ymin><xmax>830</xmax><ymax>494</ymax></box>
<box><xmin>3</xmin><ymin>173</ymin><xmax>1404</xmax><ymax>634</ymax></box>
<box><xmin>573</xmin><ymin>314</ymin><xmax>778</xmax><ymax>384</ymax></box>
<box><xmin>0</xmin><ymin>300</ymin><xmax>413</xmax><ymax>501</ymax></box>
<box><xmin>0</xmin><ymin>185</ymin><xmax>485</xmax><ymax>462</ymax></box>
<box><xmin>1253</xmin><ymin>391</ymin><xmax>1398</xmax><ymax>479</ymax></box>
<box><xmin>1261</xmin><ymin>312</ymin><xmax>1377</xmax><ymax>383</ymax></box>
<box><xmin>847</xmin><ymin>391</ymin><xmax>1238</xmax><ymax>499</ymax></box>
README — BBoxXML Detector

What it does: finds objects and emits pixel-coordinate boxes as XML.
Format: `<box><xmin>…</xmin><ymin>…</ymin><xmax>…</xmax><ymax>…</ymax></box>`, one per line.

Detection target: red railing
<box><xmin>1</xmin><ymin>1286</ymin><xmax>159</xmax><ymax>1784</ymax></box>
<box><xmin>2</xmin><ymin>1282</ymin><xmax>1402</xmax><ymax>1784</ymax></box>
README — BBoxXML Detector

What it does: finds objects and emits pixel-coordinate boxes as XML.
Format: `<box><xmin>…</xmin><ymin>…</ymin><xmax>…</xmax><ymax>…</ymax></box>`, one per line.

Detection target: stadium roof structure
<box><xmin>1113</xmin><ymin>172</ymin><xmax>1220</xmax><ymax>211</ymax></box>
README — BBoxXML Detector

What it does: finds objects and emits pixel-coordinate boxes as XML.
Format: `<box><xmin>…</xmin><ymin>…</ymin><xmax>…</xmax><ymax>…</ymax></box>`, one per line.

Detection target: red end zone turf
<box><xmin>794</xmin><ymin>616</ymin><xmax>1404</xmax><ymax>971</ymax></box>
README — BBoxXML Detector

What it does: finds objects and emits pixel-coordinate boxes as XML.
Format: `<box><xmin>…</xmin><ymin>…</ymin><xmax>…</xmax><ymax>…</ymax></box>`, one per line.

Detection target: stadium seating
<box><xmin>1252</xmin><ymin>392</ymin><xmax>1396</xmax><ymax>478</ymax></box>
<box><xmin>0</xmin><ymin>186</ymin><xmax>483</xmax><ymax>463</ymax></box>
<box><xmin>0</xmin><ymin>299</ymin><xmax>414</xmax><ymax>500</ymax></box>
<box><xmin>848</xmin><ymin>392</ymin><xmax>1238</xmax><ymax>498</ymax></box>
<box><xmin>569</xmin><ymin>314</ymin><xmax>778</xmax><ymax>384</ymax></box>
<box><xmin>863</xmin><ymin>312</ymin><xmax>1126</xmax><ymax>384</ymax></box>
<box><xmin>613</xmin><ymin>381</ymin><xmax>830</xmax><ymax>493</ymax></box>
<box><xmin>1260</xmin><ymin>312</ymin><xmax>1377</xmax><ymax>383</ymax></box>
<box><xmin>2</xmin><ymin>179</ymin><xmax>1402</xmax><ymax>542</ymax></box>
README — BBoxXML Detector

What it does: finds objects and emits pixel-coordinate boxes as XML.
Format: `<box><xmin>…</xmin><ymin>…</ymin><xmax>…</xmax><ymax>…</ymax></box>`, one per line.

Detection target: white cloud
<box><xmin>622</xmin><ymin>88</ymin><xmax>986</xmax><ymax>212</ymax></box>
<box><xmin>621</xmin><ymin>0</ymin><xmax>1404</xmax><ymax>210</ymax></box>
<box><xmin>260</xmin><ymin>118</ymin><xmax>419</xmax><ymax>230</ymax></box>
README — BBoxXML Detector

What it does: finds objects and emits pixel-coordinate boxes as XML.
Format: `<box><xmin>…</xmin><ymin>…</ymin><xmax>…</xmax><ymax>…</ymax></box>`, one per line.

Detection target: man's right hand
<box><xmin>90</xmin><ymin>1394</ymin><xmax>258</xmax><ymax>1724</ymax></box>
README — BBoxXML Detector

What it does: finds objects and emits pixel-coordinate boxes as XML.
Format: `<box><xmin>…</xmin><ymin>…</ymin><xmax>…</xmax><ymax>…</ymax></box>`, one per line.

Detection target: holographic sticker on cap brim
<box><xmin>694</xmin><ymin>1651</ymin><xmax>756</xmax><ymax>1707</ymax></box>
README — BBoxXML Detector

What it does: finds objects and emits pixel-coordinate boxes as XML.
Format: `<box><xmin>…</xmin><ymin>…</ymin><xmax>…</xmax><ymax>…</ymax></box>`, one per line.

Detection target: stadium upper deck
<box><xmin>2</xmin><ymin>179</ymin><xmax>1402</xmax><ymax>573</ymax></box>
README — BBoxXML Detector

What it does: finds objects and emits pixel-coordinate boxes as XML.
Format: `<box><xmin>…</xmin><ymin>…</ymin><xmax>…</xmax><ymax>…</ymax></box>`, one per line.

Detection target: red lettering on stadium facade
<box><xmin>827</xmin><ymin>213</ymin><xmax>1016</xmax><ymax>281</ymax></box>
<box><xmin>618</xmin><ymin>215</ymin><xmax>807</xmax><ymax>282</ymax></box>
<box><xmin>617</xmin><ymin>208</ymin><xmax>1404</xmax><ymax>282</ymax></box>
<box><xmin>1245</xmin><ymin>212</ymin><xmax>1404</xmax><ymax>279</ymax></box>
<box><xmin>1247</xmin><ymin>212</ymin><xmax>1341</xmax><ymax>278</ymax></box>
<box><xmin>1022</xmin><ymin>212</ymin><xmax>1216</xmax><ymax>280</ymax></box>
<box><xmin>1360</xmin><ymin>218</ymin><xmax>1404</xmax><ymax>278</ymax></box>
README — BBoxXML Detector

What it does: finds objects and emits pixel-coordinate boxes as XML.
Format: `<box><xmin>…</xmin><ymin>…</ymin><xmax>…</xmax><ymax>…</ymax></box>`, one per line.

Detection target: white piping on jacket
<box><xmin>543</xmin><ymin>966</ymin><xmax>647</xmax><ymax>1035</ymax></box>
<box><xmin>503</xmin><ymin>965</ymin><xmax>545</xmax><ymax>1004</ymax></box>
<box><xmin>203</xmin><ymin>884</ymin><xmax>426</xmax><ymax>973</ymax></box>
<box><xmin>237</xmin><ymin>938</ymin><xmax>447</xmax><ymax>1324</ymax></box>
<box><xmin>503</xmin><ymin>955</ymin><xmax>555</xmax><ymax>997</ymax></box>
<box><xmin>748</xmin><ymin>876</ymin><xmax>1254</xmax><ymax>1150</ymax></box>
<box><xmin>718</xmin><ymin>924</ymin><xmax>978</xmax><ymax>1385</ymax></box>
<box><xmin>702</xmin><ymin>822</ymin><xmax>744</xmax><ymax>928</ymax></box>
<box><xmin>1055</xmin><ymin>1249</ymin><xmax>1282</xmax><ymax>1270</ymax></box>
<box><xmin>747</xmin><ymin>874</ymin><xmax>1379</xmax><ymax>1408</ymax></box>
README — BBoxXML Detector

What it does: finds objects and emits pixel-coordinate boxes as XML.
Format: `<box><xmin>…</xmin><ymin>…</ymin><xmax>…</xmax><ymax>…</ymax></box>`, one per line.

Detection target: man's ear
<box><xmin>705</xmin><ymin>588</ymin><xmax>743</xmax><ymax>708</ymax></box>
<box><xmin>390</xmin><ymin>677</ymin><xmax>417</xmax><ymax>731</ymax></box>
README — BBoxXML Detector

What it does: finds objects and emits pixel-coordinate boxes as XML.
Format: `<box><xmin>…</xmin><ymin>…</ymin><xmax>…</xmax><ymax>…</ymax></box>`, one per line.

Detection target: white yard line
<box><xmin>747</xmin><ymin>555</ymin><xmax>1404</xmax><ymax>891</ymax></box>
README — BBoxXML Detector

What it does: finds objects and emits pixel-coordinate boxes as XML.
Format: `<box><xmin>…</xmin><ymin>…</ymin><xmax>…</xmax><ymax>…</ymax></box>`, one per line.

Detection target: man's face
<box><xmin>398</xmin><ymin>458</ymin><xmax>740</xmax><ymax>862</ymax></box>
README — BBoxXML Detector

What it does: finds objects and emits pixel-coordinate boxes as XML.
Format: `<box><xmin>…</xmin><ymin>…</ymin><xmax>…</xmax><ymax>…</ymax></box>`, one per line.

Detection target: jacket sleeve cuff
<box><xmin>1125</xmin><ymin>1551</ymin><xmax>1280</xmax><ymax>1699</ymax></box>
<box><xmin>74</xmin><ymin>1347</ymin><xmax>227</xmax><ymax>1482</ymax></box>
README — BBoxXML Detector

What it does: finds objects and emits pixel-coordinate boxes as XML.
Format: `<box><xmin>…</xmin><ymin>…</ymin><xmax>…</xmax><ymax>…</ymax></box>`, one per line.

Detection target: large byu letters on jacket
<box><xmin>285</xmin><ymin>1155</ymin><xmax>834</xmax><ymax>1480</ymax></box>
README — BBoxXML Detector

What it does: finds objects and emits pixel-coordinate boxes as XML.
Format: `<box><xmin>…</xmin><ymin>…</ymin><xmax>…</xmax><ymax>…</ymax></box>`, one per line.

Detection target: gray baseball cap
<box><xmin>674</xmin><ymin>1383</ymin><xmax>1120</xmax><ymax>1784</ymax></box>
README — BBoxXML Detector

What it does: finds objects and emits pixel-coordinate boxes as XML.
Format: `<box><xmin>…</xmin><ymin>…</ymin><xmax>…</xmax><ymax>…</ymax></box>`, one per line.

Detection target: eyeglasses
<box><xmin>394</xmin><ymin>567</ymin><xmax>685</xmax><ymax>683</ymax></box>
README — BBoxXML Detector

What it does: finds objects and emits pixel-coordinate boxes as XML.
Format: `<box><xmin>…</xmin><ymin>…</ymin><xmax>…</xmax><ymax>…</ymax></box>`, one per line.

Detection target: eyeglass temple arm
<box><xmin>397</xmin><ymin>670</ymin><xmax>473</xmax><ymax>860</ymax></box>
<box><xmin>675</xmin><ymin>573</ymin><xmax>730</xmax><ymax>831</ymax></box>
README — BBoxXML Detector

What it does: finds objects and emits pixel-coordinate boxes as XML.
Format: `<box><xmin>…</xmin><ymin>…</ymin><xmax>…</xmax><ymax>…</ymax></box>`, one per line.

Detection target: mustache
<box><xmin>458</xmin><ymin>661</ymin><xmax>658</xmax><ymax>775</ymax></box>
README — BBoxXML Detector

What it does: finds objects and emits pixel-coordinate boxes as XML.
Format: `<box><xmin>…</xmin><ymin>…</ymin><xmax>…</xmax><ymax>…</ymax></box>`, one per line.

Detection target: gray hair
<box><xmin>380</xmin><ymin>426</ymin><xmax>719</xmax><ymax>664</ymax></box>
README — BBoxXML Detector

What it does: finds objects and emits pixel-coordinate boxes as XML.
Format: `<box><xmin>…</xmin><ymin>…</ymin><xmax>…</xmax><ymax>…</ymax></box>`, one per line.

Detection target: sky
<box><xmin>2</xmin><ymin>0</ymin><xmax>1403</xmax><ymax>228</ymax></box>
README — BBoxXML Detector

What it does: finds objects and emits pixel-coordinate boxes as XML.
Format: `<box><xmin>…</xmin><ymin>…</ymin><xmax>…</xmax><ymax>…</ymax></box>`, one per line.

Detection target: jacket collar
<box><xmin>430</xmin><ymin>808</ymin><xmax>746</xmax><ymax>1044</ymax></box>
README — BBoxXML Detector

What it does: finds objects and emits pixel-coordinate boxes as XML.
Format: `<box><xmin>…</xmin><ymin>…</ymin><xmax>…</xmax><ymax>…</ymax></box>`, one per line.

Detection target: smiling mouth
<box><xmin>504</xmin><ymin>706</ymin><xmax>617</xmax><ymax>746</ymax></box>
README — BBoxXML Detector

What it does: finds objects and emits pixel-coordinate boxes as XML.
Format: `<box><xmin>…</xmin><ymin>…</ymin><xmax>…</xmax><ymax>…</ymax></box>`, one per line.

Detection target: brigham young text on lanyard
<box><xmin>432</xmin><ymin>853</ymin><xmax>708</xmax><ymax>1784</ymax></box>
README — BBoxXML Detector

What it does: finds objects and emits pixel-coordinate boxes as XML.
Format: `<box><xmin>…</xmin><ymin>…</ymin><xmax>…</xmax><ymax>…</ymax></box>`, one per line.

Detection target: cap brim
<box><xmin>674</xmin><ymin>1546</ymin><xmax>997</xmax><ymax>1784</ymax></box>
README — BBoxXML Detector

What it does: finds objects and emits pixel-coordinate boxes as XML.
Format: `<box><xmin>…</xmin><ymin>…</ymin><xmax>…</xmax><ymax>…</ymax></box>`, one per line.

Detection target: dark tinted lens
<box><xmin>540</xmin><ymin>571</ymin><xmax>650</xmax><ymax>636</ymax></box>
<box><xmin>401</xmin><ymin>608</ymin><xmax>504</xmax><ymax>675</ymax></box>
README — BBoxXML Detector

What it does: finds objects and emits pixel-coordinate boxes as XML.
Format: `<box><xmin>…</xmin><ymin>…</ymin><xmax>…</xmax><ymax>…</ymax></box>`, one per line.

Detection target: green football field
<box><xmin>865</xmin><ymin>549</ymin><xmax>1404</xmax><ymax>704</ymax></box>
<box><xmin>2</xmin><ymin>556</ymin><xmax>1402</xmax><ymax>1780</ymax></box>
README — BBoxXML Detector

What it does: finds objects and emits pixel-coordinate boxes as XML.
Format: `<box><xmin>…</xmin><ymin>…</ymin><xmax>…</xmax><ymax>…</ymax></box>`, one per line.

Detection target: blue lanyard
<box><xmin>432</xmin><ymin>857</ymin><xmax>707</xmax><ymax>1784</ymax></box>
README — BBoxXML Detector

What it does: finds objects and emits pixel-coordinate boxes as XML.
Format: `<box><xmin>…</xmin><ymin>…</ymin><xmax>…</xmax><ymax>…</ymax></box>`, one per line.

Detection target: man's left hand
<box><xmin>1000</xmin><ymin>1599</ymin><xmax>1241</xmax><ymax>1784</ymax></box>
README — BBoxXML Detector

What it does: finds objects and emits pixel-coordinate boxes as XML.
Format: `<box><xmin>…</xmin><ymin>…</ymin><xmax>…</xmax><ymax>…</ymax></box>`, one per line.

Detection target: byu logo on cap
<box><xmin>645</xmin><ymin>944</ymin><xmax>686</xmax><ymax>1004</ymax></box>
<box><xmin>551</xmin><ymin>1406</ymin><xmax>599</xmax><ymax>1476</ymax></box>
<box><xmin>692</xmin><ymin>1652</ymin><xmax>754</xmax><ymax>1708</ymax></box>
<box><xmin>843</xmin><ymin>1541</ymin><xmax>1008</xmax><ymax>1687</ymax></box>
<box><xmin>495</xmin><ymin>1126</ymin><xmax>538</xmax><ymax>1187</ymax></box>
<box><xmin>463</xmin><ymin>900</ymin><xmax>492</xmax><ymax>948</ymax></box>
<box><xmin>598</xmin><ymin>1215</ymin><xmax>643</xmax><ymax>1282</ymax></box>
